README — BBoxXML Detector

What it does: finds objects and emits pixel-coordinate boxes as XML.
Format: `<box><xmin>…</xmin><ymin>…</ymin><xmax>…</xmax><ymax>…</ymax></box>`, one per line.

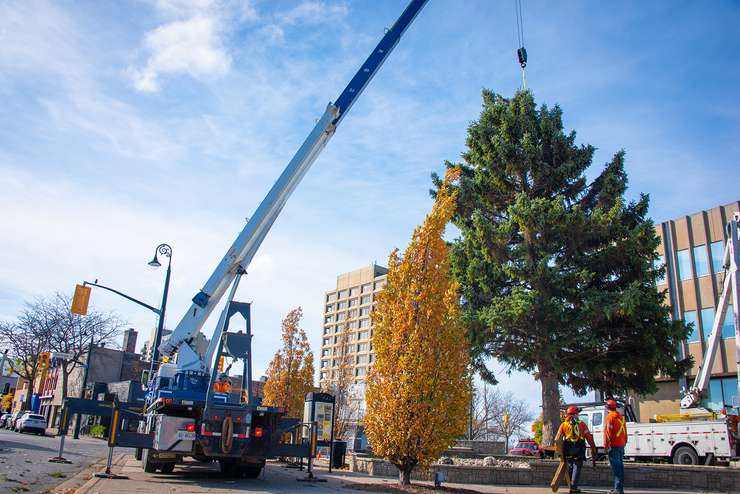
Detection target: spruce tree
<box><xmin>434</xmin><ymin>90</ymin><xmax>692</xmax><ymax>446</ymax></box>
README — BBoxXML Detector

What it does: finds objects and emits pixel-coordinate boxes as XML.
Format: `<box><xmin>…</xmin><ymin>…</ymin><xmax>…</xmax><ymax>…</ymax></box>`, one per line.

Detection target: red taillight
<box><xmin>253</xmin><ymin>427</ymin><xmax>264</xmax><ymax>438</ymax></box>
<box><xmin>185</xmin><ymin>423</ymin><xmax>196</xmax><ymax>433</ymax></box>
<box><xmin>162</xmin><ymin>398</ymin><xmax>173</xmax><ymax>404</ymax></box>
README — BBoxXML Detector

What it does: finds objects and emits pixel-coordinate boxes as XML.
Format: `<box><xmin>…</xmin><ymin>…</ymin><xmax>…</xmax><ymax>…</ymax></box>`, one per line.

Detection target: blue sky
<box><xmin>1</xmin><ymin>0</ymin><xmax>739</xmax><ymax>414</ymax></box>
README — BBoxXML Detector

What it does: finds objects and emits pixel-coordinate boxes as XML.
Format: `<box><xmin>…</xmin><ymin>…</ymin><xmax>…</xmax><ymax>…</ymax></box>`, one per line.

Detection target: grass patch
<box><xmin>48</xmin><ymin>472</ymin><xmax>67</xmax><ymax>479</ymax></box>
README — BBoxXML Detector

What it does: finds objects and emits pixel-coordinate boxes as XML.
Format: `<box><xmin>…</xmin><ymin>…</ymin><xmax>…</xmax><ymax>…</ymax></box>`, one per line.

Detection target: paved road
<box><xmin>0</xmin><ymin>428</ymin><xmax>130</xmax><ymax>493</ymax></box>
<box><xmin>71</xmin><ymin>455</ymin><xmax>730</xmax><ymax>494</ymax></box>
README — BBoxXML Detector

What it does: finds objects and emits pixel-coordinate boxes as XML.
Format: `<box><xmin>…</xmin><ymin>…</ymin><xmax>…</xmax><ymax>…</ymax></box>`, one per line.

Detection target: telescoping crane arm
<box><xmin>681</xmin><ymin>213</ymin><xmax>740</xmax><ymax>410</ymax></box>
<box><xmin>158</xmin><ymin>0</ymin><xmax>429</xmax><ymax>366</ymax></box>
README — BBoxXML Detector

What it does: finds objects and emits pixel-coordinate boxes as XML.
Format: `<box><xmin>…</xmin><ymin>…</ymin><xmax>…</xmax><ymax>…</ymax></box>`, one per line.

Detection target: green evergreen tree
<box><xmin>434</xmin><ymin>90</ymin><xmax>692</xmax><ymax>446</ymax></box>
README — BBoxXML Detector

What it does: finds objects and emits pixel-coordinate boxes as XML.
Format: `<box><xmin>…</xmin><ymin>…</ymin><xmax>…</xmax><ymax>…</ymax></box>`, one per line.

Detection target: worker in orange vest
<box><xmin>213</xmin><ymin>374</ymin><xmax>232</xmax><ymax>394</ymax></box>
<box><xmin>554</xmin><ymin>405</ymin><xmax>596</xmax><ymax>494</ymax></box>
<box><xmin>604</xmin><ymin>399</ymin><xmax>627</xmax><ymax>494</ymax></box>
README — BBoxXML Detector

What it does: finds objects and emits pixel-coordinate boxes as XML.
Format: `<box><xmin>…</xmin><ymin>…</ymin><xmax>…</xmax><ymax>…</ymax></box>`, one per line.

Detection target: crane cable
<box><xmin>515</xmin><ymin>0</ymin><xmax>528</xmax><ymax>90</ymax></box>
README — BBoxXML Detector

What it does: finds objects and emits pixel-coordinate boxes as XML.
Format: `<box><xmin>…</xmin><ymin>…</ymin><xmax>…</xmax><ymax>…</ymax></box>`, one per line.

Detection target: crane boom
<box><xmin>159</xmin><ymin>0</ymin><xmax>429</xmax><ymax>368</ymax></box>
<box><xmin>681</xmin><ymin>212</ymin><xmax>740</xmax><ymax>410</ymax></box>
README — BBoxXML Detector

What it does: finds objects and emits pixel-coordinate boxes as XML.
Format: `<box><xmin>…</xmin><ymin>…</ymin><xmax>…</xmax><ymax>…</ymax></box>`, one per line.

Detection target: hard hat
<box><xmin>606</xmin><ymin>399</ymin><xmax>618</xmax><ymax>410</ymax></box>
<box><xmin>566</xmin><ymin>405</ymin><xmax>579</xmax><ymax>415</ymax></box>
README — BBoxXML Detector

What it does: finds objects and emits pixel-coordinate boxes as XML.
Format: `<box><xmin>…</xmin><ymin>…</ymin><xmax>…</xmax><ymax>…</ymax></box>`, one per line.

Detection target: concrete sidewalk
<box><xmin>52</xmin><ymin>455</ymin><xmax>732</xmax><ymax>494</ymax></box>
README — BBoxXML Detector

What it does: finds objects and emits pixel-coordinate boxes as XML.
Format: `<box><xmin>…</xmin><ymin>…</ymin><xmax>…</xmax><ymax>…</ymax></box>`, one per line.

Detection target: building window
<box><xmin>654</xmin><ymin>256</ymin><xmax>666</xmax><ymax>285</ymax></box>
<box><xmin>348</xmin><ymin>321</ymin><xmax>359</xmax><ymax>329</ymax></box>
<box><xmin>693</xmin><ymin>245</ymin><xmax>709</xmax><ymax>277</ymax></box>
<box><xmin>322</xmin><ymin>349</ymin><xmax>329</xmax><ymax>357</ymax></box>
<box><xmin>324</xmin><ymin>315</ymin><xmax>333</xmax><ymax>324</ymax></box>
<box><xmin>321</xmin><ymin>360</ymin><xmax>328</xmax><ymax>368</ymax></box>
<box><xmin>359</xmin><ymin>318</ymin><xmax>370</xmax><ymax>328</ymax></box>
<box><xmin>336</xmin><ymin>312</ymin><xmax>346</xmax><ymax>321</ymax></box>
<box><xmin>320</xmin><ymin>372</ymin><xmax>327</xmax><ymax>380</ymax></box>
<box><xmin>335</xmin><ymin>324</ymin><xmax>344</xmax><ymax>333</ymax></box>
<box><xmin>350</xmin><ymin>287</ymin><xmax>359</xmax><ymax>297</ymax></box>
<box><xmin>349</xmin><ymin>298</ymin><xmax>358</xmax><ymax>307</ymax></box>
<box><xmin>348</xmin><ymin>309</ymin><xmax>358</xmax><ymax>318</ymax></box>
<box><xmin>683</xmin><ymin>310</ymin><xmax>699</xmax><ymax>342</ymax></box>
<box><xmin>357</xmin><ymin>343</ymin><xmax>368</xmax><ymax>352</ymax></box>
<box><xmin>323</xmin><ymin>327</ymin><xmax>331</xmax><ymax>335</ymax></box>
<box><xmin>368</xmin><ymin>354</ymin><xmax>374</xmax><ymax>363</ymax></box>
<box><xmin>358</xmin><ymin>331</ymin><xmax>368</xmax><ymax>340</ymax></box>
<box><xmin>711</xmin><ymin>241</ymin><xmax>725</xmax><ymax>273</ymax></box>
<box><xmin>702</xmin><ymin>376</ymin><xmax>739</xmax><ymax>410</ymax></box>
<box><xmin>360</xmin><ymin>307</ymin><xmax>370</xmax><ymax>316</ymax></box>
<box><xmin>326</xmin><ymin>293</ymin><xmax>336</xmax><ymax>302</ymax></box>
<box><xmin>355</xmin><ymin>367</ymin><xmax>366</xmax><ymax>377</ymax></box>
<box><xmin>362</xmin><ymin>283</ymin><xmax>372</xmax><ymax>293</ymax></box>
<box><xmin>722</xmin><ymin>304</ymin><xmax>736</xmax><ymax>339</ymax></box>
<box><xmin>361</xmin><ymin>295</ymin><xmax>372</xmax><ymax>305</ymax></box>
<box><xmin>338</xmin><ymin>290</ymin><xmax>348</xmax><ymax>299</ymax></box>
<box><xmin>323</xmin><ymin>338</ymin><xmax>330</xmax><ymax>346</ymax></box>
<box><xmin>676</xmin><ymin>249</ymin><xmax>693</xmax><ymax>281</ymax></box>
<box><xmin>374</xmin><ymin>280</ymin><xmax>386</xmax><ymax>291</ymax></box>
<box><xmin>337</xmin><ymin>301</ymin><xmax>347</xmax><ymax>310</ymax></box>
<box><xmin>700</xmin><ymin>307</ymin><xmax>715</xmax><ymax>340</ymax></box>
<box><xmin>326</xmin><ymin>304</ymin><xmax>334</xmax><ymax>313</ymax></box>
<box><xmin>356</xmin><ymin>354</ymin><xmax>367</xmax><ymax>364</ymax></box>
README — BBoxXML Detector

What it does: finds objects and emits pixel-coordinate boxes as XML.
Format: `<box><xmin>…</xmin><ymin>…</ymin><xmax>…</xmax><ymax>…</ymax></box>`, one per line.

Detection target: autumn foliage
<box><xmin>365</xmin><ymin>168</ymin><xmax>471</xmax><ymax>485</ymax></box>
<box><xmin>262</xmin><ymin>307</ymin><xmax>315</xmax><ymax>418</ymax></box>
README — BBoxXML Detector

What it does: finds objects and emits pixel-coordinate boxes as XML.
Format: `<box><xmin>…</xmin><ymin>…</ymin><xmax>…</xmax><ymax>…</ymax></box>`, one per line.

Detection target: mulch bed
<box><xmin>344</xmin><ymin>481</ymin><xmax>488</xmax><ymax>494</ymax></box>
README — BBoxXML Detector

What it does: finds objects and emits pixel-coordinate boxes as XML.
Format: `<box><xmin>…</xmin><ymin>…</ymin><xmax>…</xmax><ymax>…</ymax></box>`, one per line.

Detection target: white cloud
<box><xmin>130</xmin><ymin>15</ymin><xmax>231</xmax><ymax>92</ymax></box>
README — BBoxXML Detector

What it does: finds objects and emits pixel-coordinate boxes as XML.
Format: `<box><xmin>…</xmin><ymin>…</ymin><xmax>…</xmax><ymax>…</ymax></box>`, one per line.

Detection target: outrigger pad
<box><xmin>222</xmin><ymin>332</ymin><xmax>250</xmax><ymax>359</ymax></box>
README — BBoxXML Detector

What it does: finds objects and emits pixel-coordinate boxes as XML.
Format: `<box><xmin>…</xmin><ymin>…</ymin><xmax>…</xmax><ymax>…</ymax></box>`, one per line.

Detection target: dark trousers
<box><xmin>564</xmin><ymin>441</ymin><xmax>586</xmax><ymax>489</ymax></box>
<box><xmin>608</xmin><ymin>446</ymin><xmax>625</xmax><ymax>493</ymax></box>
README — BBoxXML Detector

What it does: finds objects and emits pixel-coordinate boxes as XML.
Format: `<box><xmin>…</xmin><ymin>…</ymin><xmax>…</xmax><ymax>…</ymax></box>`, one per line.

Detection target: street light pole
<box><xmin>148</xmin><ymin>244</ymin><xmax>172</xmax><ymax>378</ymax></box>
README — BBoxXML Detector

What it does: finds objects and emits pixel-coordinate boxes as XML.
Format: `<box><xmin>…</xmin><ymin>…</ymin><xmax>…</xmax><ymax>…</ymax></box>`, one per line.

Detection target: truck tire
<box><xmin>672</xmin><ymin>445</ymin><xmax>699</xmax><ymax>465</ymax></box>
<box><xmin>142</xmin><ymin>449</ymin><xmax>159</xmax><ymax>473</ymax></box>
<box><xmin>241</xmin><ymin>465</ymin><xmax>262</xmax><ymax>479</ymax></box>
<box><xmin>160</xmin><ymin>463</ymin><xmax>175</xmax><ymax>474</ymax></box>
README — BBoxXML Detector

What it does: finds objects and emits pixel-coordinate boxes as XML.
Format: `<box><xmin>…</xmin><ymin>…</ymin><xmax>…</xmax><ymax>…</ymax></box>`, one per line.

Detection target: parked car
<box><xmin>0</xmin><ymin>413</ymin><xmax>11</xmax><ymax>428</ymax></box>
<box><xmin>7</xmin><ymin>411</ymin><xmax>24</xmax><ymax>430</ymax></box>
<box><xmin>16</xmin><ymin>413</ymin><xmax>46</xmax><ymax>435</ymax></box>
<box><xmin>510</xmin><ymin>438</ymin><xmax>543</xmax><ymax>457</ymax></box>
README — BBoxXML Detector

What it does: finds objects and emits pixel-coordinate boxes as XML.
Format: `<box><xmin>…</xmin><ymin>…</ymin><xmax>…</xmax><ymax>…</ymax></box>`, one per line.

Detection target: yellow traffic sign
<box><xmin>71</xmin><ymin>284</ymin><xmax>91</xmax><ymax>315</ymax></box>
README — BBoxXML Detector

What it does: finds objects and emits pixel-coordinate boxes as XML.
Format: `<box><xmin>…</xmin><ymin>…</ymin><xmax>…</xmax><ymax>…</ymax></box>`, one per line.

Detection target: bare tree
<box><xmin>0</xmin><ymin>320</ymin><xmax>46</xmax><ymax>410</ymax></box>
<box><xmin>472</xmin><ymin>384</ymin><xmax>534</xmax><ymax>452</ymax></box>
<box><xmin>24</xmin><ymin>293</ymin><xmax>123</xmax><ymax>403</ymax></box>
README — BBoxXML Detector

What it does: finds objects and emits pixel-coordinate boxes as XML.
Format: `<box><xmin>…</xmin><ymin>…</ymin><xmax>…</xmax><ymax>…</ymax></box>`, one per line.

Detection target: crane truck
<box><xmin>131</xmin><ymin>0</ymin><xmax>430</xmax><ymax>476</ymax></box>
<box><xmin>571</xmin><ymin>213</ymin><xmax>740</xmax><ymax>465</ymax></box>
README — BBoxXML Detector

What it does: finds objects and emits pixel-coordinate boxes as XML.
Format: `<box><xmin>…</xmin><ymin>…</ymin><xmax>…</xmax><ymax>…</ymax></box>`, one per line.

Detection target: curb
<box><xmin>50</xmin><ymin>453</ymin><xmax>128</xmax><ymax>494</ymax></box>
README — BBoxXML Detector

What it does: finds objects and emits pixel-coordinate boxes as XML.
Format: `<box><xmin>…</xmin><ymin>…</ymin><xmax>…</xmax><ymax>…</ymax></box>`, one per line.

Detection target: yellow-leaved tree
<box><xmin>365</xmin><ymin>168</ymin><xmax>471</xmax><ymax>485</ymax></box>
<box><xmin>262</xmin><ymin>307</ymin><xmax>315</xmax><ymax>418</ymax></box>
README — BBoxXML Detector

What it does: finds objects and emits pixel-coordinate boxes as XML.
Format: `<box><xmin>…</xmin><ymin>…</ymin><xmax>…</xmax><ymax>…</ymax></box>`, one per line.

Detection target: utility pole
<box><xmin>72</xmin><ymin>339</ymin><xmax>94</xmax><ymax>439</ymax></box>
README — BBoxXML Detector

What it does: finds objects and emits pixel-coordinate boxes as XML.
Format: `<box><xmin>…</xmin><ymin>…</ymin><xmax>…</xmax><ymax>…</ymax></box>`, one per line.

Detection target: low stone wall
<box><xmin>350</xmin><ymin>456</ymin><xmax>740</xmax><ymax>493</ymax></box>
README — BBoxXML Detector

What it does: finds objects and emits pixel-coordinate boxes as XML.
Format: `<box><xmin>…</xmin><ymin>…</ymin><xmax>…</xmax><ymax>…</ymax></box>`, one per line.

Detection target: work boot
<box><xmin>569</xmin><ymin>488</ymin><xmax>582</xmax><ymax>493</ymax></box>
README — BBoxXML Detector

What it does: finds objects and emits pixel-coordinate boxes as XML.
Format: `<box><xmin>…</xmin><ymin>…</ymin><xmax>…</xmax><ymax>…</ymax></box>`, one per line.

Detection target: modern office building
<box><xmin>633</xmin><ymin>200</ymin><xmax>739</xmax><ymax>421</ymax></box>
<box><xmin>319</xmin><ymin>263</ymin><xmax>387</xmax><ymax>389</ymax></box>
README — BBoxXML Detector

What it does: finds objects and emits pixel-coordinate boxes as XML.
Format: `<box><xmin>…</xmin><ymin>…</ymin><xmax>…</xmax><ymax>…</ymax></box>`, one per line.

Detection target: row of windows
<box><xmin>683</xmin><ymin>304</ymin><xmax>735</xmax><ymax>342</ymax></box>
<box><xmin>326</xmin><ymin>295</ymin><xmax>374</xmax><ymax>312</ymax></box>
<box><xmin>325</xmin><ymin>281</ymin><xmax>386</xmax><ymax>303</ymax></box>
<box><xmin>320</xmin><ymin>354</ymin><xmax>374</xmax><ymax>368</ymax></box>
<box><xmin>322</xmin><ymin>330</ymin><xmax>371</xmax><ymax>347</ymax></box>
<box><xmin>319</xmin><ymin>370</ymin><xmax>369</xmax><ymax>381</ymax></box>
<box><xmin>324</xmin><ymin>319</ymin><xmax>370</xmax><ymax>334</ymax></box>
<box><xmin>321</xmin><ymin>342</ymin><xmax>371</xmax><ymax>357</ymax></box>
<box><xmin>325</xmin><ymin>312</ymin><xmax>372</xmax><ymax>325</ymax></box>
<box><xmin>675</xmin><ymin>240</ymin><xmax>725</xmax><ymax>281</ymax></box>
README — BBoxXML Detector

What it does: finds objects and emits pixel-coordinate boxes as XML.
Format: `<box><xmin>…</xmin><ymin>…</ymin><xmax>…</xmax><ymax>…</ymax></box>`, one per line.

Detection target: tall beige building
<box><xmin>319</xmin><ymin>264</ymin><xmax>387</xmax><ymax>388</ymax></box>
<box><xmin>634</xmin><ymin>200</ymin><xmax>739</xmax><ymax>420</ymax></box>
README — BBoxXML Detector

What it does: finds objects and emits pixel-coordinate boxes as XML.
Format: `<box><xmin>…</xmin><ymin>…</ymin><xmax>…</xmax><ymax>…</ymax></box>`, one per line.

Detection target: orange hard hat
<box><xmin>606</xmin><ymin>399</ymin><xmax>618</xmax><ymax>410</ymax></box>
<box><xmin>566</xmin><ymin>405</ymin><xmax>579</xmax><ymax>415</ymax></box>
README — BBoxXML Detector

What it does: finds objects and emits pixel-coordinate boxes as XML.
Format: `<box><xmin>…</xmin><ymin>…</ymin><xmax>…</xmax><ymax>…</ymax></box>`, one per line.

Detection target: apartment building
<box><xmin>319</xmin><ymin>264</ymin><xmax>387</xmax><ymax>390</ymax></box>
<box><xmin>633</xmin><ymin>200</ymin><xmax>739</xmax><ymax>420</ymax></box>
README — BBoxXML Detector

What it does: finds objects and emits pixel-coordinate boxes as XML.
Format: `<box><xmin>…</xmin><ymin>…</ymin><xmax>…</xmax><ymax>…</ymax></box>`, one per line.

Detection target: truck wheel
<box><xmin>142</xmin><ymin>449</ymin><xmax>159</xmax><ymax>473</ymax></box>
<box><xmin>241</xmin><ymin>465</ymin><xmax>262</xmax><ymax>479</ymax></box>
<box><xmin>672</xmin><ymin>445</ymin><xmax>699</xmax><ymax>465</ymax></box>
<box><xmin>160</xmin><ymin>463</ymin><xmax>175</xmax><ymax>474</ymax></box>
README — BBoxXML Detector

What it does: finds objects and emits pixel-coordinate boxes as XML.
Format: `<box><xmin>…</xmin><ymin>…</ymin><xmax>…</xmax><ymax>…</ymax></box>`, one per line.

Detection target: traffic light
<box><xmin>503</xmin><ymin>413</ymin><xmax>510</xmax><ymax>430</ymax></box>
<box><xmin>38</xmin><ymin>352</ymin><xmax>50</xmax><ymax>370</ymax></box>
<box><xmin>218</xmin><ymin>356</ymin><xmax>225</xmax><ymax>372</ymax></box>
<box><xmin>71</xmin><ymin>284</ymin><xmax>91</xmax><ymax>315</ymax></box>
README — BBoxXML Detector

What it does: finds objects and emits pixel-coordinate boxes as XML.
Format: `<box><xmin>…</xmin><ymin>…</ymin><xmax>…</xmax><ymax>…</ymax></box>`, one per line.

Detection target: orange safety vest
<box><xmin>604</xmin><ymin>411</ymin><xmax>627</xmax><ymax>447</ymax></box>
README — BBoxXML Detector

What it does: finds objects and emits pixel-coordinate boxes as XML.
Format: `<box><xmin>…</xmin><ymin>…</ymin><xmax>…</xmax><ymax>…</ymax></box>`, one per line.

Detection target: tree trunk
<box><xmin>398</xmin><ymin>464</ymin><xmax>412</xmax><ymax>485</ymax></box>
<box><xmin>23</xmin><ymin>370</ymin><xmax>36</xmax><ymax>411</ymax></box>
<box><xmin>539</xmin><ymin>365</ymin><xmax>561</xmax><ymax>447</ymax></box>
<box><xmin>60</xmin><ymin>362</ymin><xmax>69</xmax><ymax>402</ymax></box>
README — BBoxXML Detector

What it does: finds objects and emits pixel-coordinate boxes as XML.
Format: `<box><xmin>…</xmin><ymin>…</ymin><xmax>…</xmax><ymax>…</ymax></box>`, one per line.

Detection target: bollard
<box><xmin>49</xmin><ymin>408</ymin><xmax>72</xmax><ymax>464</ymax></box>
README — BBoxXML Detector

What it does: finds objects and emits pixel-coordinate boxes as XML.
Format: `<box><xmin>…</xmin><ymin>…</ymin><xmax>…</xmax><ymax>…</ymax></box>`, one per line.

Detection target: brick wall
<box><xmin>350</xmin><ymin>456</ymin><xmax>740</xmax><ymax>492</ymax></box>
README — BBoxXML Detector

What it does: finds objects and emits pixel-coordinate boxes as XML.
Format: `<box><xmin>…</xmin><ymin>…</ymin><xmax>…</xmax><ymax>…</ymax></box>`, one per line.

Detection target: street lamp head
<box><xmin>148</xmin><ymin>254</ymin><xmax>162</xmax><ymax>268</ymax></box>
<box><xmin>148</xmin><ymin>243</ymin><xmax>172</xmax><ymax>269</ymax></box>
